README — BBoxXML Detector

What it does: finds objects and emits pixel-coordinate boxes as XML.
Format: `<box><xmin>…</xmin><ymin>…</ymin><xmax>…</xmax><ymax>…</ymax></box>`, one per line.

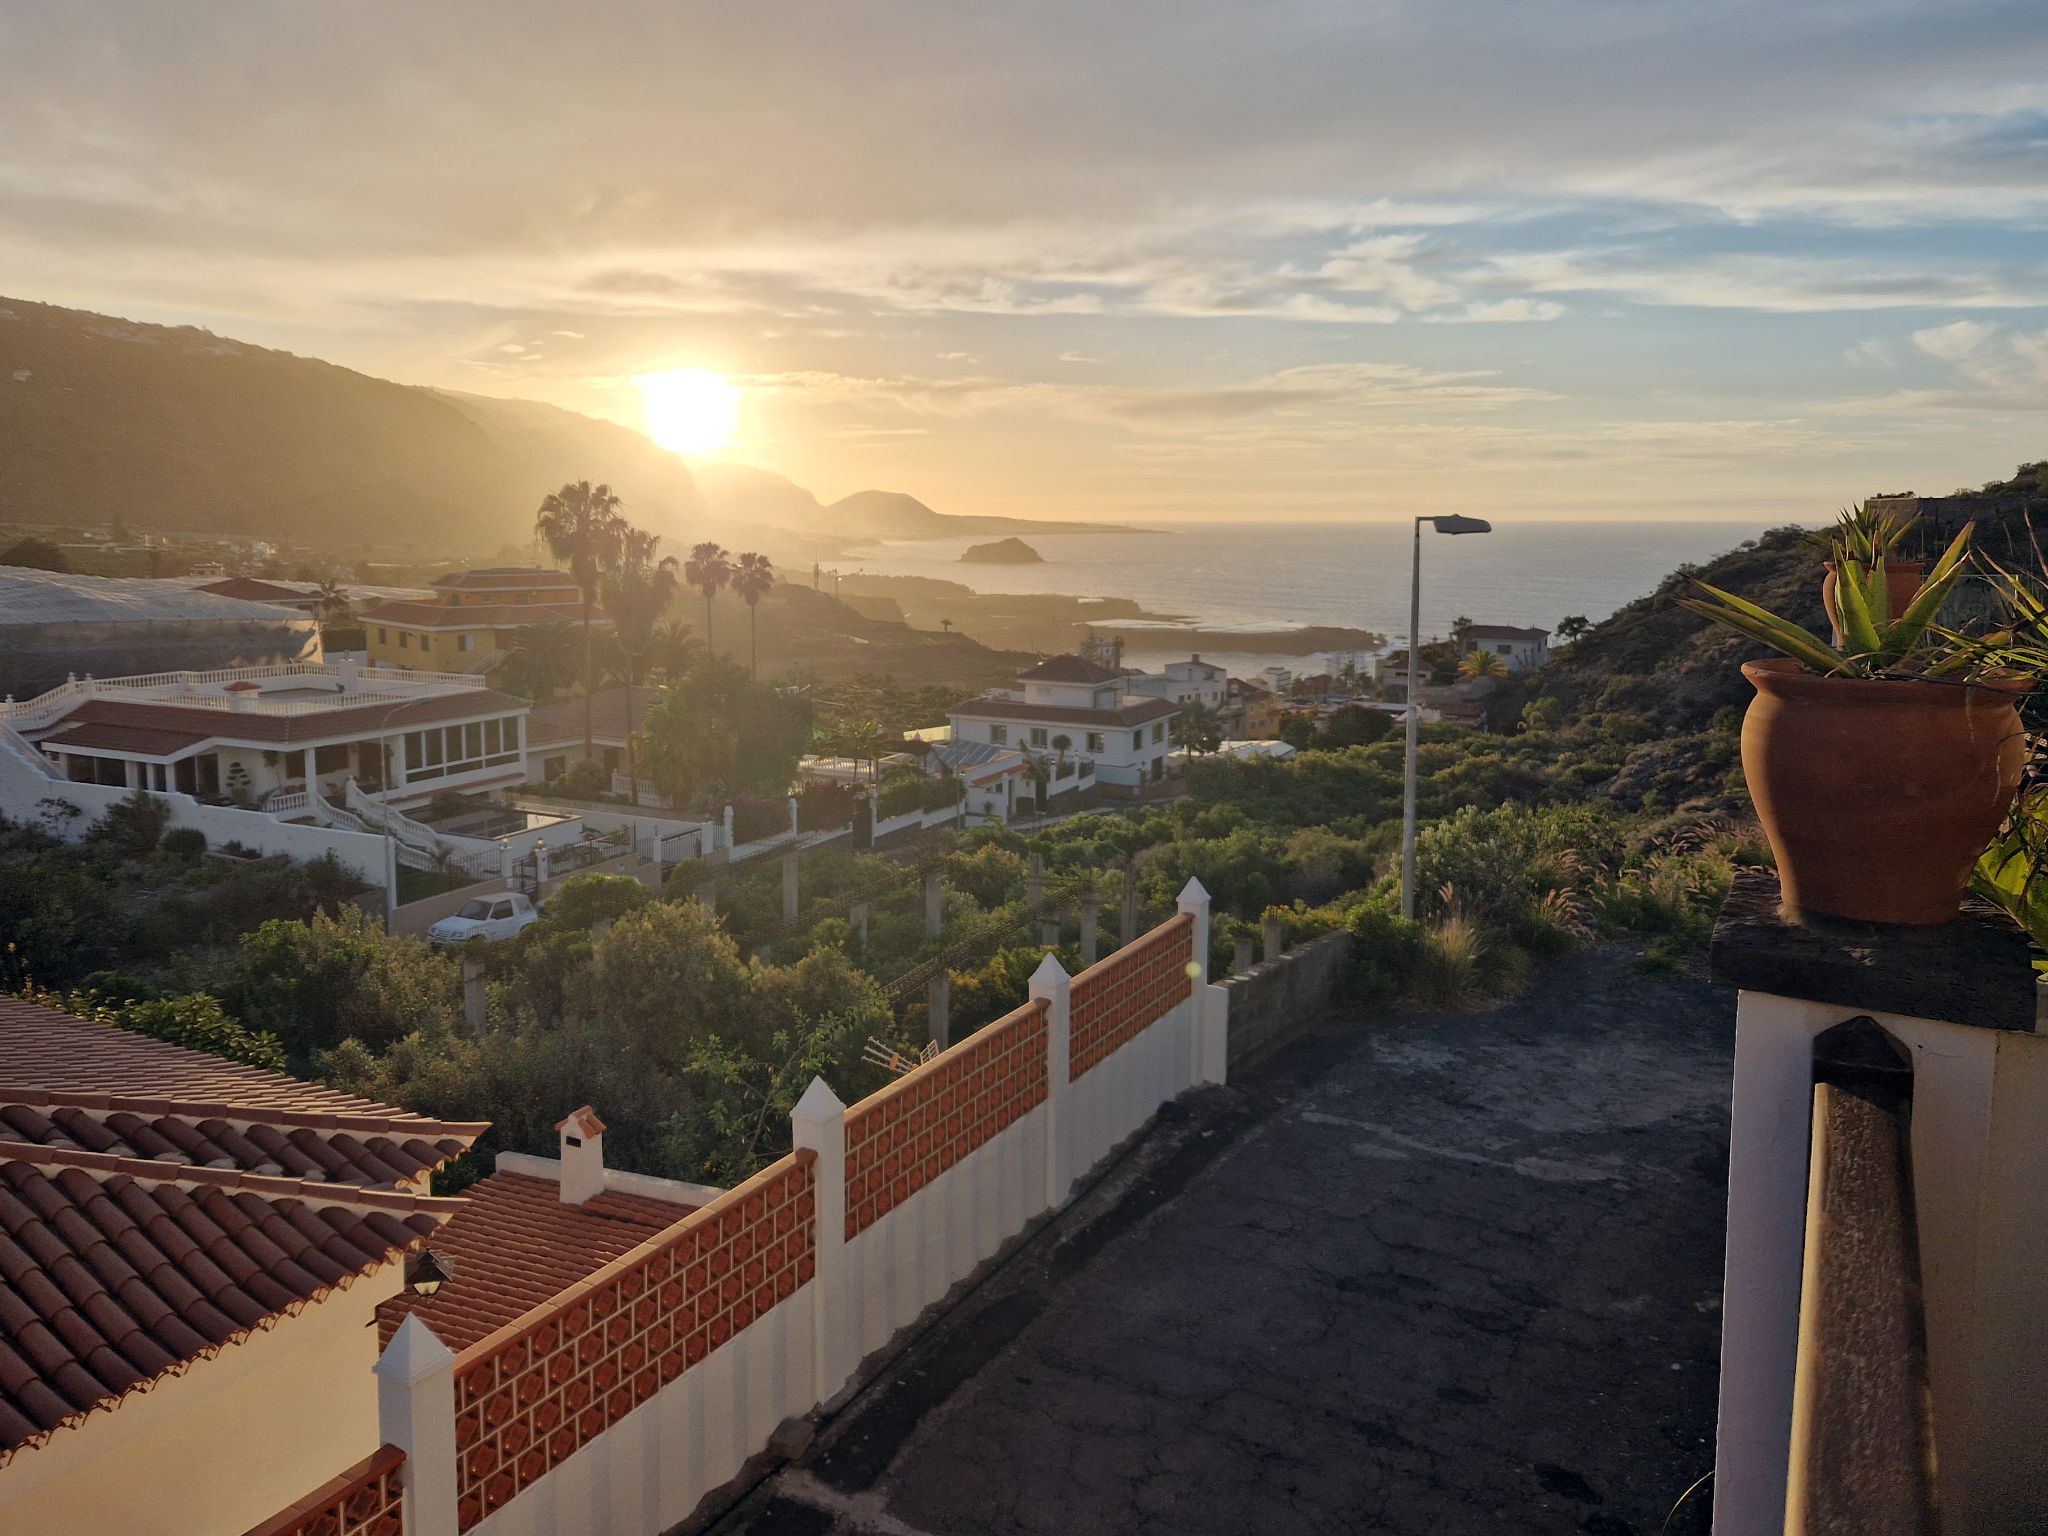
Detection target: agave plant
<box><xmin>1804</xmin><ymin>499</ymin><xmax>1920</xmax><ymax>565</ymax></box>
<box><xmin>1680</xmin><ymin>522</ymin><xmax>1975</xmax><ymax>678</ymax></box>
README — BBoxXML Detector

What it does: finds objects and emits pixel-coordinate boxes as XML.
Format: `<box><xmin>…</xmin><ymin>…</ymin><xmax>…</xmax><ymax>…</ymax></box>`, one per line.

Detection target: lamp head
<box><xmin>1423</xmin><ymin>515</ymin><xmax>1493</xmax><ymax>535</ymax></box>
<box><xmin>406</xmin><ymin>1248</ymin><xmax>453</xmax><ymax>1298</ymax></box>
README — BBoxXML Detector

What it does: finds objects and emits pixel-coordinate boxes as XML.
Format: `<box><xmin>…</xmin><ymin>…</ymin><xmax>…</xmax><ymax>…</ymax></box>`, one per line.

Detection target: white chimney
<box><xmin>554</xmin><ymin>1106</ymin><xmax>607</xmax><ymax>1204</ymax></box>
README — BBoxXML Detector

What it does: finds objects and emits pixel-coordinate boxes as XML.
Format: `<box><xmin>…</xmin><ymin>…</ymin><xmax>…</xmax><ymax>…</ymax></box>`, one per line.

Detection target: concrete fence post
<box><xmin>782</xmin><ymin>850</ymin><xmax>800</xmax><ymax>924</ymax></box>
<box><xmin>788</xmin><ymin>795</ymin><xmax>801</xmax><ymax>837</ymax></box>
<box><xmin>374</xmin><ymin>1316</ymin><xmax>459</xmax><ymax>1536</ymax></box>
<box><xmin>461</xmin><ymin>957</ymin><xmax>487</xmax><ymax>1034</ymax></box>
<box><xmin>1263</xmin><ymin>915</ymin><xmax>1284</xmax><ymax>963</ymax></box>
<box><xmin>533</xmin><ymin>842</ymin><xmax>550</xmax><ymax>885</ymax></box>
<box><xmin>500</xmin><ymin>843</ymin><xmax>515</xmax><ymax>883</ymax></box>
<box><xmin>790</xmin><ymin>1077</ymin><xmax>850</xmax><ymax>1405</ymax></box>
<box><xmin>1031</xmin><ymin>954</ymin><xmax>1074</xmax><ymax>1210</ymax></box>
<box><xmin>924</xmin><ymin>868</ymin><xmax>945</xmax><ymax>939</ymax></box>
<box><xmin>1232</xmin><ymin>934</ymin><xmax>1255</xmax><ymax>975</ymax></box>
<box><xmin>850</xmin><ymin>902</ymin><xmax>870</xmax><ymax>949</ymax></box>
<box><xmin>1080</xmin><ymin>896</ymin><xmax>1102</xmax><ymax>966</ymax></box>
<box><xmin>1178</xmin><ymin>878</ymin><xmax>1215</xmax><ymax>1090</ymax></box>
<box><xmin>383</xmin><ymin>838</ymin><xmax>400</xmax><ymax>933</ymax></box>
<box><xmin>722</xmin><ymin>803</ymin><xmax>735</xmax><ymax>850</ymax></box>
<box><xmin>1120</xmin><ymin>860</ymin><xmax>1138</xmax><ymax>945</ymax></box>
<box><xmin>928</xmin><ymin>972</ymin><xmax>951</xmax><ymax>1049</ymax></box>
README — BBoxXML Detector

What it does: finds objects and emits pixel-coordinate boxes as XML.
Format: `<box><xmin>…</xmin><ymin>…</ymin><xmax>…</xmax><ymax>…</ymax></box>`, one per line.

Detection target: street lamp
<box><xmin>1402</xmin><ymin>514</ymin><xmax>1493</xmax><ymax>921</ymax></box>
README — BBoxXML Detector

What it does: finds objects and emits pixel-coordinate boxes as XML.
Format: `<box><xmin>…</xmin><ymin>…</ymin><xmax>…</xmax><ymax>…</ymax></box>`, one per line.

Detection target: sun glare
<box><xmin>636</xmin><ymin>367</ymin><xmax>740</xmax><ymax>457</ymax></box>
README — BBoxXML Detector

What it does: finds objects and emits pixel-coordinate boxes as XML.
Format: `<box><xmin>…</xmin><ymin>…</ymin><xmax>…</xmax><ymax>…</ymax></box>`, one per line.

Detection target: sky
<box><xmin>2</xmin><ymin>1</ymin><xmax>2046</xmax><ymax>524</ymax></box>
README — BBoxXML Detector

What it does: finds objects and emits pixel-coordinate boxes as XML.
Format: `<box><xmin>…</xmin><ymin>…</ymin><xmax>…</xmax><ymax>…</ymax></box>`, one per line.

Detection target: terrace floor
<box><xmin>718</xmin><ymin>946</ymin><xmax>1733</xmax><ymax>1536</ymax></box>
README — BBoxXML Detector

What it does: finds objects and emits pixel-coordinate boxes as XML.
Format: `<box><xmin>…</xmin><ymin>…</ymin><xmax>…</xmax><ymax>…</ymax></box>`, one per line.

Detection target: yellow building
<box><xmin>357</xmin><ymin>566</ymin><xmax>598</xmax><ymax>671</ymax></box>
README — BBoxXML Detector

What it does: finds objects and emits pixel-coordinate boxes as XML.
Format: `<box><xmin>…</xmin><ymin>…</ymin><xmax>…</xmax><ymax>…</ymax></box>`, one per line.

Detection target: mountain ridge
<box><xmin>0</xmin><ymin>295</ymin><xmax>1129</xmax><ymax>552</ymax></box>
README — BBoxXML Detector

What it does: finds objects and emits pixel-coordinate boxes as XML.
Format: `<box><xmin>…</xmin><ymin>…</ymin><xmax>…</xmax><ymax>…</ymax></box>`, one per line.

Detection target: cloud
<box><xmin>1844</xmin><ymin>338</ymin><xmax>1894</xmax><ymax>368</ymax></box>
<box><xmin>1058</xmin><ymin>350</ymin><xmax>1100</xmax><ymax>363</ymax></box>
<box><xmin>1423</xmin><ymin>299</ymin><xmax>1565</xmax><ymax>324</ymax></box>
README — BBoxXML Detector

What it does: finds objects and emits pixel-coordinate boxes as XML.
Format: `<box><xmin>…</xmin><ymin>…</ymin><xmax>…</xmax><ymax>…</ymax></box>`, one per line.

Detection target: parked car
<box><xmin>426</xmin><ymin>892</ymin><xmax>538</xmax><ymax>946</ymax></box>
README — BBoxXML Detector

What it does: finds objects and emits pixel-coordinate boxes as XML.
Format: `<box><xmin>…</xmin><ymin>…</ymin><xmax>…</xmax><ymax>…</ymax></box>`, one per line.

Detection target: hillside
<box><xmin>1539</xmin><ymin>461</ymin><xmax>2048</xmax><ymax>733</ymax></box>
<box><xmin>0</xmin><ymin>295</ymin><xmax>1119</xmax><ymax>553</ymax></box>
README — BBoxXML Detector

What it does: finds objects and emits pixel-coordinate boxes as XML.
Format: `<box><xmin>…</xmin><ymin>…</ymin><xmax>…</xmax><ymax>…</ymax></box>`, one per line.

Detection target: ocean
<box><xmin>851</xmin><ymin>519</ymin><xmax>1799</xmax><ymax>671</ymax></box>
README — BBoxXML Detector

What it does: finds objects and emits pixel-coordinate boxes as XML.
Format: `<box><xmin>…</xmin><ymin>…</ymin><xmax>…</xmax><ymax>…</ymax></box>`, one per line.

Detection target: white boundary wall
<box><xmin>0</xmin><ymin>747</ymin><xmax>388</xmax><ymax>886</ymax></box>
<box><xmin>370</xmin><ymin>879</ymin><xmax>1224</xmax><ymax>1536</ymax></box>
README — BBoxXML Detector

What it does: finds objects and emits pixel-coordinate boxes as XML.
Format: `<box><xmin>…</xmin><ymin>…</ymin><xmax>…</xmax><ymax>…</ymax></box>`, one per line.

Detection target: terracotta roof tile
<box><xmin>0</xmin><ymin>1001</ymin><xmax>483</xmax><ymax>1464</ymax></box>
<box><xmin>376</xmin><ymin>1171</ymin><xmax>696</xmax><ymax>1352</ymax></box>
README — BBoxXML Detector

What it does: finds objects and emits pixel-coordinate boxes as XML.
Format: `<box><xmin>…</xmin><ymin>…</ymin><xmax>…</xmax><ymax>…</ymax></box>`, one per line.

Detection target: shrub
<box><xmin>160</xmin><ymin>826</ymin><xmax>207</xmax><ymax>860</ymax></box>
<box><xmin>797</xmin><ymin>780</ymin><xmax>862</xmax><ymax>831</ymax></box>
<box><xmin>730</xmin><ymin>796</ymin><xmax>788</xmax><ymax>844</ymax></box>
<box><xmin>1413</xmin><ymin>914</ymin><xmax>1485</xmax><ymax>1007</ymax></box>
<box><xmin>90</xmin><ymin>790</ymin><xmax>170</xmax><ymax>857</ymax></box>
<box><xmin>1342</xmin><ymin>899</ymin><xmax>1422</xmax><ymax>1003</ymax></box>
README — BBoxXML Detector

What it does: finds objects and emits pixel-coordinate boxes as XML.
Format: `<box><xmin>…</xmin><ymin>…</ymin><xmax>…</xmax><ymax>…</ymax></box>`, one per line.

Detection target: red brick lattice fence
<box><xmin>843</xmin><ymin>998</ymin><xmax>1049</xmax><ymax>1239</ymax></box>
<box><xmin>1068</xmin><ymin>914</ymin><xmax>1194</xmax><ymax>1080</ymax></box>
<box><xmin>242</xmin><ymin>1443</ymin><xmax>406</xmax><ymax>1536</ymax></box>
<box><xmin>448</xmin><ymin>1152</ymin><xmax>816</xmax><ymax>1530</ymax></box>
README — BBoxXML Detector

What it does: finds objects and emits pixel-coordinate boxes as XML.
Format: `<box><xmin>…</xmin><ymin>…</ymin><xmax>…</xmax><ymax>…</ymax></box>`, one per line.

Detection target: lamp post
<box><xmin>1402</xmin><ymin>514</ymin><xmax>1493</xmax><ymax>920</ymax></box>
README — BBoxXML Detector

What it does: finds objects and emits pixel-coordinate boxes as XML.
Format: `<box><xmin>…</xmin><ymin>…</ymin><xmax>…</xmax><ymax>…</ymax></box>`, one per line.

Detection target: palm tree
<box><xmin>731</xmin><ymin>552</ymin><xmax>775</xmax><ymax>677</ymax></box>
<box><xmin>534</xmin><ymin>480</ymin><xmax>627</xmax><ymax>758</ymax></box>
<box><xmin>504</xmin><ymin>621</ymin><xmax>579</xmax><ymax>703</ymax></box>
<box><xmin>1458</xmin><ymin>648</ymin><xmax>1510</xmax><ymax>681</ymax></box>
<box><xmin>685</xmin><ymin>543</ymin><xmax>733</xmax><ymax>659</ymax></box>
<box><xmin>315</xmin><ymin>577</ymin><xmax>354</xmax><ymax>628</ymax></box>
<box><xmin>839</xmin><ymin>718</ymin><xmax>886</xmax><ymax>782</ymax></box>
<box><xmin>647</xmin><ymin>617</ymin><xmax>699</xmax><ymax>682</ymax></box>
<box><xmin>939</xmin><ymin>618</ymin><xmax>953</xmax><ymax>634</ymax></box>
<box><xmin>599</xmin><ymin>536</ymin><xmax>682</xmax><ymax>805</ymax></box>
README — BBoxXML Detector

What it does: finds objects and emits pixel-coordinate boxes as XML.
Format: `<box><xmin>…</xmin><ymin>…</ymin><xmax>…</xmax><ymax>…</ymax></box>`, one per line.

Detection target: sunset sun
<box><xmin>636</xmin><ymin>366</ymin><xmax>740</xmax><ymax>456</ymax></box>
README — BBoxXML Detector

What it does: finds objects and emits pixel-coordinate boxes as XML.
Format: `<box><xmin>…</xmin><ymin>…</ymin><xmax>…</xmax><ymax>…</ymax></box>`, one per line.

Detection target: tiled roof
<box><xmin>525</xmin><ymin>685</ymin><xmax>667</xmax><ymax>750</ymax></box>
<box><xmin>25</xmin><ymin>688</ymin><xmax>528</xmax><ymax>751</ymax></box>
<box><xmin>430</xmin><ymin>568</ymin><xmax>580</xmax><ymax>592</ymax></box>
<box><xmin>947</xmin><ymin>695</ymin><xmax>1180</xmax><ymax>729</ymax></box>
<box><xmin>0</xmin><ymin>998</ymin><xmax>480</xmax><ymax>1461</ymax></box>
<box><xmin>356</xmin><ymin>600</ymin><xmax>593</xmax><ymax>630</ymax></box>
<box><xmin>375</xmin><ymin>1171</ymin><xmax>696</xmax><ymax>1353</ymax></box>
<box><xmin>1016</xmin><ymin>655</ymin><xmax>1122</xmax><ymax>684</ymax></box>
<box><xmin>38</xmin><ymin>721</ymin><xmax>213</xmax><ymax>757</ymax></box>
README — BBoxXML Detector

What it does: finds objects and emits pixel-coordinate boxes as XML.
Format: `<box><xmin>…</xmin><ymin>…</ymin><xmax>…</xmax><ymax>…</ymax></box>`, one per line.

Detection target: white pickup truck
<box><xmin>426</xmin><ymin>892</ymin><xmax>539</xmax><ymax>946</ymax></box>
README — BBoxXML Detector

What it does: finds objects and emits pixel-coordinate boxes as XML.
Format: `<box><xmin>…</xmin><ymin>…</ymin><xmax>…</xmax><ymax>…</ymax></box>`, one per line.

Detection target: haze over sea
<box><xmin>859</xmin><ymin>519</ymin><xmax>1799</xmax><ymax>668</ymax></box>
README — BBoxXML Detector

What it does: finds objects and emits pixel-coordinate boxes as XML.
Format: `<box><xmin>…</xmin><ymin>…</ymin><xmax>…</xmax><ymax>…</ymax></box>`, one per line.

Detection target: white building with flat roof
<box><xmin>1123</xmin><ymin>654</ymin><xmax>1228</xmax><ymax>711</ymax></box>
<box><xmin>947</xmin><ymin>654</ymin><xmax>1179</xmax><ymax>802</ymax></box>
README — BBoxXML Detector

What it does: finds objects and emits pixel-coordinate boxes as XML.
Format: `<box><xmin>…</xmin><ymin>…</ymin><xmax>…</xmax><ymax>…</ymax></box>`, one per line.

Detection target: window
<box><xmin>1086</xmin><ymin>732</ymin><xmax>1105</xmax><ymax>754</ymax></box>
<box><xmin>1498</xmin><ymin>643</ymin><xmax>1512</xmax><ymax>656</ymax></box>
<box><xmin>399</xmin><ymin>631</ymin><xmax>411</xmax><ymax>649</ymax></box>
<box><xmin>1132</xmin><ymin>730</ymin><xmax>1144</xmax><ymax>750</ymax></box>
<box><xmin>990</xmin><ymin>724</ymin><xmax>1007</xmax><ymax>745</ymax></box>
<box><xmin>1029</xmin><ymin>726</ymin><xmax>1048</xmax><ymax>747</ymax></box>
<box><xmin>1152</xmin><ymin>723</ymin><xmax>1166</xmax><ymax>744</ymax></box>
<box><xmin>490</xmin><ymin>901</ymin><xmax>514</xmax><ymax>920</ymax></box>
<box><xmin>420</xmin><ymin>634</ymin><xmax>432</xmax><ymax>652</ymax></box>
<box><xmin>376</xmin><ymin>627</ymin><xmax>387</xmax><ymax>644</ymax></box>
<box><xmin>458</xmin><ymin>633</ymin><xmax>475</xmax><ymax>652</ymax></box>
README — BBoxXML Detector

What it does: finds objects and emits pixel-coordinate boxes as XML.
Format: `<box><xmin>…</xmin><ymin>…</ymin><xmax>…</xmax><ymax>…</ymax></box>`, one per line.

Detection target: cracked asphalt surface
<box><xmin>715</xmin><ymin>946</ymin><xmax>1732</xmax><ymax>1536</ymax></box>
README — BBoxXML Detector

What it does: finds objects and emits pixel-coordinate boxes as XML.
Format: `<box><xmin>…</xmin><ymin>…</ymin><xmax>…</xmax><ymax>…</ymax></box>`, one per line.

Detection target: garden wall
<box><xmin>1219</xmin><ymin>930</ymin><xmax>1355</xmax><ymax>1074</ymax></box>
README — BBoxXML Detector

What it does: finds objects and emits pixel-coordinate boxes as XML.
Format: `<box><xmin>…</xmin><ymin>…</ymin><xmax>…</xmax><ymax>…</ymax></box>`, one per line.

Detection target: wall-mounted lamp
<box><xmin>406</xmin><ymin>1248</ymin><xmax>453</xmax><ymax>1298</ymax></box>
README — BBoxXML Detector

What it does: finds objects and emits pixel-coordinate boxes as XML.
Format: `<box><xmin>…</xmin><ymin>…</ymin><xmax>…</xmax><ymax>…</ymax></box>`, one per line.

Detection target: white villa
<box><xmin>1458</xmin><ymin>623</ymin><xmax>1551</xmax><ymax>672</ymax></box>
<box><xmin>6</xmin><ymin>660</ymin><xmax>529</xmax><ymax>808</ymax></box>
<box><xmin>947</xmin><ymin>654</ymin><xmax>1179</xmax><ymax>803</ymax></box>
<box><xmin>1123</xmin><ymin>654</ymin><xmax>1229</xmax><ymax>712</ymax></box>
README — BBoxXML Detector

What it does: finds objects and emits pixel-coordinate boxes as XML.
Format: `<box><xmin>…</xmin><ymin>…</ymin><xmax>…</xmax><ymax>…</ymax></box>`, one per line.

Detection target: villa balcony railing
<box><xmin>0</xmin><ymin>662</ymin><xmax>489</xmax><ymax>726</ymax></box>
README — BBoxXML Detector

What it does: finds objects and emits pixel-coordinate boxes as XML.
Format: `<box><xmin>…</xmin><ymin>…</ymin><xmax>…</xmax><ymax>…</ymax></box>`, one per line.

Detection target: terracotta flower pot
<box><xmin>1740</xmin><ymin>658</ymin><xmax>2028</xmax><ymax>925</ymax></box>
<box><xmin>1820</xmin><ymin>558</ymin><xmax>1926</xmax><ymax>647</ymax></box>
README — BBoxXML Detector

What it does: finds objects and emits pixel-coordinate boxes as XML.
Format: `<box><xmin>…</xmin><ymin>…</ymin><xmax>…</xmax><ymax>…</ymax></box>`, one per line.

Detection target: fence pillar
<box><xmin>850</xmin><ymin>902</ymin><xmax>870</xmax><ymax>949</ymax></box>
<box><xmin>783</xmin><ymin>851</ymin><xmax>800</xmax><ymax>923</ymax></box>
<box><xmin>1232</xmin><ymin>934</ymin><xmax>1255</xmax><ymax>975</ymax></box>
<box><xmin>375</xmin><ymin>1316</ymin><xmax>459</xmax><ymax>1536</ymax></box>
<box><xmin>924</xmin><ymin>869</ymin><xmax>944</xmax><ymax>938</ymax></box>
<box><xmin>1178</xmin><ymin>879</ymin><xmax>1216</xmax><ymax>1089</ymax></box>
<box><xmin>500</xmin><ymin>843</ymin><xmax>515</xmax><ymax>883</ymax></box>
<box><xmin>790</xmin><ymin>1077</ymin><xmax>851</xmax><ymax>1405</ymax></box>
<box><xmin>928</xmin><ymin>972</ymin><xmax>951</xmax><ymax>1049</ymax></box>
<box><xmin>722</xmin><ymin>803</ymin><xmax>735</xmax><ymax>851</ymax></box>
<box><xmin>1263</xmin><ymin>915</ymin><xmax>1284</xmax><ymax>963</ymax></box>
<box><xmin>1080</xmin><ymin>896</ymin><xmax>1101</xmax><ymax>966</ymax></box>
<box><xmin>383</xmin><ymin>837</ymin><xmax>399</xmax><ymax>933</ymax></box>
<box><xmin>1032</xmin><ymin>954</ymin><xmax>1074</xmax><ymax>1209</ymax></box>
<box><xmin>461</xmin><ymin>957</ymin><xmax>487</xmax><ymax>1034</ymax></box>
<box><xmin>534</xmin><ymin>842</ymin><xmax>550</xmax><ymax>885</ymax></box>
<box><xmin>650</xmin><ymin>831</ymin><xmax>663</xmax><ymax>883</ymax></box>
<box><xmin>1120</xmin><ymin>860</ymin><xmax>1138</xmax><ymax>945</ymax></box>
<box><xmin>788</xmin><ymin>796</ymin><xmax>801</xmax><ymax>837</ymax></box>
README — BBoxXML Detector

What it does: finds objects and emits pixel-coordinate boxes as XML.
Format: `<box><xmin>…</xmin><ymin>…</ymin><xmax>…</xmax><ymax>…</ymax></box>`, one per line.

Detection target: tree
<box><xmin>1320</xmin><ymin>705</ymin><xmax>1393</xmax><ymax>748</ymax></box>
<box><xmin>685</xmin><ymin>543</ymin><xmax>733</xmax><ymax>659</ymax></box>
<box><xmin>647</xmin><ymin>618</ymin><xmax>698</xmax><ymax>682</ymax></box>
<box><xmin>939</xmin><ymin>618</ymin><xmax>953</xmax><ymax>634</ymax></box>
<box><xmin>1556</xmin><ymin>615</ymin><xmax>1591</xmax><ymax>644</ymax></box>
<box><xmin>730</xmin><ymin>552</ymin><xmax>776</xmax><ymax>677</ymax></box>
<box><xmin>1174</xmin><ymin>702</ymin><xmax>1225</xmax><ymax>756</ymax></box>
<box><xmin>1458</xmin><ymin>649</ymin><xmax>1509</xmax><ymax>681</ymax></box>
<box><xmin>1</xmin><ymin>537</ymin><xmax>70</xmax><ymax>572</ymax></box>
<box><xmin>837</xmin><ymin>718</ymin><xmax>886</xmax><ymax>783</ymax></box>
<box><xmin>534</xmin><ymin>480</ymin><xmax>627</xmax><ymax>759</ymax></box>
<box><xmin>638</xmin><ymin>673</ymin><xmax>738</xmax><ymax>809</ymax></box>
<box><xmin>599</xmin><ymin>530</ymin><xmax>681</xmax><ymax>805</ymax></box>
<box><xmin>1277</xmin><ymin>715</ymin><xmax>1318</xmax><ymax>752</ymax></box>
<box><xmin>504</xmin><ymin>621</ymin><xmax>578</xmax><ymax>703</ymax></box>
<box><xmin>315</xmin><ymin>577</ymin><xmax>355</xmax><ymax>628</ymax></box>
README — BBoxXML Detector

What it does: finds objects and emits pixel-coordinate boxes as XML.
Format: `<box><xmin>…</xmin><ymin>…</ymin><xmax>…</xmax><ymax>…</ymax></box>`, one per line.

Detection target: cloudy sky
<box><xmin>3</xmin><ymin>1</ymin><xmax>2045</xmax><ymax>522</ymax></box>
